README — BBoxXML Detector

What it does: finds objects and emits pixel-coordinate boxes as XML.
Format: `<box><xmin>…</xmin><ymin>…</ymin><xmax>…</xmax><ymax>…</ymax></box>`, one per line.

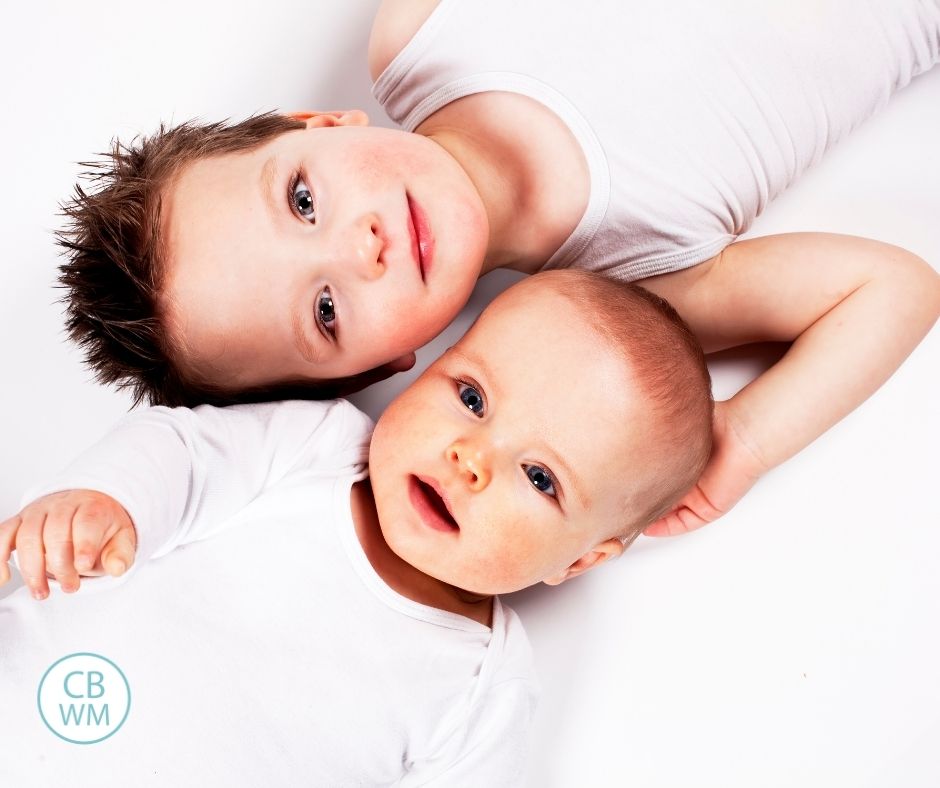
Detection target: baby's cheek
<box><xmin>462</xmin><ymin>526</ymin><xmax>548</xmax><ymax>595</ymax></box>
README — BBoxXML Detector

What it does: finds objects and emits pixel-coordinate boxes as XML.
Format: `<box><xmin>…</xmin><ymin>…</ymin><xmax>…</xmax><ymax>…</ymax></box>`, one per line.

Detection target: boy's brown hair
<box><xmin>56</xmin><ymin>112</ymin><xmax>318</xmax><ymax>408</ymax></box>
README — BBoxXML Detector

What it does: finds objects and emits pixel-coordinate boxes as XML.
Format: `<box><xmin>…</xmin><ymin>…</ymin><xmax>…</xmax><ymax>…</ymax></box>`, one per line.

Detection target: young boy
<box><xmin>56</xmin><ymin>0</ymin><xmax>940</xmax><ymax>537</ymax></box>
<box><xmin>0</xmin><ymin>271</ymin><xmax>713</xmax><ymax>784</ymax></box>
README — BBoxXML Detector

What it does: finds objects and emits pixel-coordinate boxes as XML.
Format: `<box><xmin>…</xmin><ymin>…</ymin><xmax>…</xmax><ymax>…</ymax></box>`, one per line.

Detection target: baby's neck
<box><xmin>416</xmin><ymin>91</ymin><xmax>589</xmax><ymax>276</ymax></box>
<box><xmin>350</xmin><ymin>480</ymin><xmax>493</xmax><ymax>628</ymax></box>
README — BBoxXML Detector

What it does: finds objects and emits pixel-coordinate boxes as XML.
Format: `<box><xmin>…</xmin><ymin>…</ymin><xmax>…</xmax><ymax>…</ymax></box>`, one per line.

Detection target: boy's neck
<box><xmin>350</xmin><ymin>480</ymin><xmax>493</xmax><ymax>628</ymax></box>
<box><xmin>415</xmin><ymin>91</ymin><xmax>590</xmax><ymax>276</ymax></box>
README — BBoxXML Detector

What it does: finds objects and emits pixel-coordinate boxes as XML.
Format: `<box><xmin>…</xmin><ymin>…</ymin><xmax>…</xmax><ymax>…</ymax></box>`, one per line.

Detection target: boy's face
<box><xmin>369</xmin><ymin>276</ymin><xmax>660</xmax><ymax>595</ymax></box>
<box><xmin>160</xmin><ymin>112</ymin><xmax>488</xmax><ymax>389</ymax></box>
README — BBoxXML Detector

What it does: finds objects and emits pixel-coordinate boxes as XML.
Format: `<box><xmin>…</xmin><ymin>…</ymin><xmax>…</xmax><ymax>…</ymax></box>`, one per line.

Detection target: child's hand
<box><xmin>643</xmin><ymin>401</ymin><xmax>767</xmax><ymax>537</ymax></box>
<box><xmin>0</xmin><ymin>490</ymin><xmax>137</xmax><ymax>600</ymax></box>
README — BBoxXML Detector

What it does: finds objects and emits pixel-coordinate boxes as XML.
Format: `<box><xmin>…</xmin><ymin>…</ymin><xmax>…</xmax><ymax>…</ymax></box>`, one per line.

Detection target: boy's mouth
<box><xmin>406</xmin><ymin>193</ymin><xmax>434</xmax><ymax>284</ymax></box>
<box><xmin>408</xmin><ymin>475</ymin><xmax>459</xmax><ymax>533</ymax></box>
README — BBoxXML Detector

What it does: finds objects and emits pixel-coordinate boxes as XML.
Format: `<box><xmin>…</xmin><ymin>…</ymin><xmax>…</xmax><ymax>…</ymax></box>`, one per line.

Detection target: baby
<box><xmin>55</xmin><ymin>0</ymin><xmax>940</xmax><ymax>538</ymax></box>
<box><xmin>0</xmin><ymin>271</ymin><xmax>713</xmax><ymax>784</ymax></box>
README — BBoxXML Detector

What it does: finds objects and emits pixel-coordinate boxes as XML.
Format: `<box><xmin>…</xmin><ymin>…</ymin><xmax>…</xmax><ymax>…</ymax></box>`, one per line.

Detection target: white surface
<box><xmin>0</xmin><ymin>2</ymin><xmax>937</xmax><ymax>786</ymax></box>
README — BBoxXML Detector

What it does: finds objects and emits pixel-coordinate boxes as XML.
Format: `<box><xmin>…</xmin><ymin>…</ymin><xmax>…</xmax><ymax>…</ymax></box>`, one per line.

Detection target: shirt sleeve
<box><xmin>17</xmin><ymin>399</ymin><xmax>372</xmax><ymax>591</ymax></box>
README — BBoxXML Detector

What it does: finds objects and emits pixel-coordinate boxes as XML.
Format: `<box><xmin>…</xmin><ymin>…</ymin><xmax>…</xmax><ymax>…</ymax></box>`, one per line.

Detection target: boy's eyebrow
<box><xmin>261</xmin><ymin>155</ymin><xmax>280</xmax><ymax>224</ymax></box>
<box><xmin>260</xmin><ymin>155</ymin><xmax>322</xmax><ymax>364</ymax></box>
<box><xmin>292</xmin><ymin>301</ymin><xmax>323</xmax><ymax>364</ymax></box>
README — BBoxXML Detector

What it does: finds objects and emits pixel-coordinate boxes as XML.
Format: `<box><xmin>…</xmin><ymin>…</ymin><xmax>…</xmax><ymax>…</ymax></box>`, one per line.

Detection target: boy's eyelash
<box><xmin>286</xmin><ymin>169</ymin><xmax>313</xmax><ymax>219</ymax></box>
<box><xmin>287</xmin><ymin>171</ymin><xmax>299</xmax><ymax>215</ymax></box>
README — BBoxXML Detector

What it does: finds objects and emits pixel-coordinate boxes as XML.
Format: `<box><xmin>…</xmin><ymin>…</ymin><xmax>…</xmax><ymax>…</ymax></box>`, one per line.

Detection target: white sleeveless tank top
<box><xmin>373</xmin><ymin>0</ymin><xmax>940</xmax><ymax>280</ymax></box>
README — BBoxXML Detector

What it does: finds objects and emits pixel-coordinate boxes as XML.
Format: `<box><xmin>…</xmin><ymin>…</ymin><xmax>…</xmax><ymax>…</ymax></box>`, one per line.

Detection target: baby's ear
<box><xmin>285</xmin><ymin>109</ymin><xmax>370</xmax><ymax>128</ymax></box>
<box><xmin>542</xmin><ymin>538</ymin><xmax>625</xmax><ymax>587</ymax></box>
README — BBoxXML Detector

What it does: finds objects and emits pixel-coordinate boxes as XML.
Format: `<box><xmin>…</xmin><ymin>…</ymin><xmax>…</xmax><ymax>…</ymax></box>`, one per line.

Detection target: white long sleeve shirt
<box><xmin>0</xmin><ymin>400</ymin><xmax>538</xmax><ymax>787</ymax></box>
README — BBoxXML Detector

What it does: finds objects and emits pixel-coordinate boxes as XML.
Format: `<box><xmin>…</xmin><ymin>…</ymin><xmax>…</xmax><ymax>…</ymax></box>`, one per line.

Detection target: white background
<box><xmin>1</xmin><ymin>2</ymin><xmax>938</xmax><ymax>786</ymax></box>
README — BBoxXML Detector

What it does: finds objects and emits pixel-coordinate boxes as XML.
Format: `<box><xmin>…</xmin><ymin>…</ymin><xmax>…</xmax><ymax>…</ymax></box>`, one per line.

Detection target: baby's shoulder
<box><xmin>368</xmin><ymin>0</ymin><xmax>443</xmax><ymax>82</ymax></box>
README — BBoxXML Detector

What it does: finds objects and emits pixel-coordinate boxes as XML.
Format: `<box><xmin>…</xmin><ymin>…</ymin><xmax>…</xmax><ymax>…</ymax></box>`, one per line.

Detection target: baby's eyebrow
<box><xmin>544</xmin><ymin>446</ymin><xmax>588</xmax><ymax>511</ymax></box>
<box><xmin>451</xmin><ymin>346</ymin><xmax>500</xmax><ymax>398</ymax></box>
<box><xmin>452</xmin><ymin>344</ymin><xmax>588</xmax><ymax>509</ymax></box>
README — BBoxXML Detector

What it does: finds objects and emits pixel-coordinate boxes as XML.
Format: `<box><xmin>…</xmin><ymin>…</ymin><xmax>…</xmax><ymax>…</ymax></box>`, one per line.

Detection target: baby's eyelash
<box><xmin>525</xmin><ymin>463</ymin><xmax>562</xmax><ymax>503</ymax></box>
<box><xmin>455</xmin><ymin>376</ymin><xmax>487</xmax><ymax>415</ymax></box>
<box><xmin>454</xmin><ymin>376</ymin><xmax>484</xmax><ymax>393</ymax></box>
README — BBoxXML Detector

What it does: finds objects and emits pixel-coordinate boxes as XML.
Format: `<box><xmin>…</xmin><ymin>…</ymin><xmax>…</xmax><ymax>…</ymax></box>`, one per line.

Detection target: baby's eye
<box><xmin>523</xmin><ymin>464</ymin><xmax>557</xmax><ymax>498</ymax></box>
<box><xmin>316</xmin><ymin>287</ymin><xmax>336</xmax><ymax>337</ymax></box>
<box><xmin>291</xmin><ymin>175</ymin><xmax>317</xmax><ymax>223</ymax></box>
<box><xmin>457</xmin><ymin>381</ymin><xmax>485</xmax><ymax>416</ymax></box>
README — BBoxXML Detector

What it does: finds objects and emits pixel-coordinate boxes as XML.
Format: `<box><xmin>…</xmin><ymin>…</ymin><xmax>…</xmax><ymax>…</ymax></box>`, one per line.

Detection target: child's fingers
<box><xmin>0</xmin><ymin>514</ymin><xmax>22</xmax><ymax>586</ymax></box>
<box><xmin>100</xmin><ymin>527</ymin><xmax>137</xmax><ymax>577</ymax></box>
<box><xmin>0</xmin><ymin>514</ymin><xmax>22</xmax><ymax>583</ymax></box>
<box><xmin>71</xmin><ymin>502</ymin><xmax>119</xmax><ymax>574</ymax></box>
<box><xmin>42</xmin><ymin>505</ymin><xmax>82</xmax><ymax>594</ymax></box>
<box><xmin>643</xmin><ymin>506</ymin><xmax>705</xmax><ymax>537</ymax></box>
<box><xmin>14</xmin><ymin>509</ymin><xmax>50</xmax><ymax>600</ymax></box>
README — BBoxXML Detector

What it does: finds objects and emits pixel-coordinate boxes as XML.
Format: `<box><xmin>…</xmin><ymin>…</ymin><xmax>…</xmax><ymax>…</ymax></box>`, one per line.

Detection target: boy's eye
<box><xmin>291</xmin><ymin>174</ymin><xmax>317</xmax><ymax>223</ymax></box>
<box><xmin>457</xmin><ymin>381</ymin><xmax>485</xmax><ymax>416</ymax></box>
<box><xmin>523</xmin><ymin>464</ymin><xmax>557</xmax><ymax>498</ymax></box>
<box><xmin>316</xmin><ymin>287</ymin><xmax>336</xmax><ymax>337</ymax></box>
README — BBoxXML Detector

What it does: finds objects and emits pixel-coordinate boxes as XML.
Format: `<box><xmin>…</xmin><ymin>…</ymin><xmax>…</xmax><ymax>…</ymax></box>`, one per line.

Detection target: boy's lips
<box><xmin>408</xmin><ymin>475</ymin><xmax>459</xmax><ymax>533</ymax></box>
<box><xmin>406</xmin><ymin>193</ymin><xmax>434</xmax><ymax>283</ymax></box>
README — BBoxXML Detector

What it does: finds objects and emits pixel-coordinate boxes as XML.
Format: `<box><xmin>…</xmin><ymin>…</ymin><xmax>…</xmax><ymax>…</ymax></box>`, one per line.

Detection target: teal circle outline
<box><xmin>37</xmin><ymin>652</ymin><xmax>131</xmax><ymax>745</ymax></box>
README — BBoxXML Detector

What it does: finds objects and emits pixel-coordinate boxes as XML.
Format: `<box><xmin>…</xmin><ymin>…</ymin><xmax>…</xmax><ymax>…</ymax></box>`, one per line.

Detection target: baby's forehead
<box><xmin>460</xmin><ymin>286</ymin><xmax>651</xmax><ymax>411</ymax></box>
<box><xmin>464</xmin><ymin>279</ymin><xmax>613</xmax><ymax>362</ymax></box>
<box><xmin>465</xmin><ymin>279</ymin><xmax>661</xmax><ymax>440</ymax></box>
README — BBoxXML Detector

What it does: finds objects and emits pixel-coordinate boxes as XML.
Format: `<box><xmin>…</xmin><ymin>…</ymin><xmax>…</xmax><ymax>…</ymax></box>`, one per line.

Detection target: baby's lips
<box><xmin>416</xmin><ymin>474</ymin><xmax>460</xmax><ymax>529</ymax></box>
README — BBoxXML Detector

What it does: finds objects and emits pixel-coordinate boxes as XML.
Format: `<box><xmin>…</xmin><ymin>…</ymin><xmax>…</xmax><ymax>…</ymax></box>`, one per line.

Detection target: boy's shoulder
<box><xmin>368</xmin><ymin>0</ymin><xmax>443</xmax><ymax>82</ymax></box>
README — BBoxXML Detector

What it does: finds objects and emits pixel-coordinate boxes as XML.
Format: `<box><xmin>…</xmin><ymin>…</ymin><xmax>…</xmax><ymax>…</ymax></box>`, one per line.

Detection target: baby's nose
<box><xmin>446</xmin><ymin>442</ymin><xmax>491</xmax><ymax>491</ymax></box>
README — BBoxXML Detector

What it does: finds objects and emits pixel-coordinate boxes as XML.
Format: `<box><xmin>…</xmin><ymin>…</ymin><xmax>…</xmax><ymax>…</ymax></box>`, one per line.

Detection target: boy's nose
<box><xmin>346</xmin><ymin>212</ymin><xmax>386</xmax><ymax>280</ymax></box>
<box><xmin>446</xmin><ymin>441</ymin><xmax>491</xmax><ymax>492</ymax></box>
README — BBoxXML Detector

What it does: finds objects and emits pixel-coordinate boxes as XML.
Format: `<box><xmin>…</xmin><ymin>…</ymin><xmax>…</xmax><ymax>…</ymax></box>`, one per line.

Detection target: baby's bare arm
<box><xmin>641</xmin><ymin>232</ymin><xmax>940</xmax><ymax>531</ymax></box>
<box><xmin>0</xmin><ymin>490</ymin><xmax>137</xmax><ymax>600</ymax></box>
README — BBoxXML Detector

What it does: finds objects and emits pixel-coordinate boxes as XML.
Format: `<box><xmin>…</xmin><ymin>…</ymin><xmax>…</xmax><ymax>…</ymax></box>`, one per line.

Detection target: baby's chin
<box><xmin>408</xmin><ymin>544</ymin><xmax>538</xmax><ymax>598</ymax></box>
<box><xmin>378</xmin><ymin>523</ymin><xmax>478</xmax><ymax>592</ymax></box>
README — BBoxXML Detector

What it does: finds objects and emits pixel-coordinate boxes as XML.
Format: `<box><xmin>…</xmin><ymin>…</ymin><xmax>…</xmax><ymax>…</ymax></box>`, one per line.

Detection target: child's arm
<box><xmin>0</xmin><ymin>399</ymin><xmax>371</xmax><ymax>598</ymax></box>
<box><xmin>639</xmin><ymin>232</ymin><xmax>940</xmax><ymax>535</ymax></box>
<box><xmin>0</xmin><ymin>489</ymin><xmax>138</xmax><ymax>597</ymax></box>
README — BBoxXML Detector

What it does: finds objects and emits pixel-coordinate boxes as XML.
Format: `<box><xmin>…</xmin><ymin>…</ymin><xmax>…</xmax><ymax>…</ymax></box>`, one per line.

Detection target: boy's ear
<box><xmin>541</xmin><ymin>538</ymin><xmax>625</xmax><ymax>587</ymax></box>
<box><xmin>286</xmin><ymin>109</ymin><xmax>370</xmax><ymax>128</ymax></box>
<box><xmin>329</xmin><ymin>353</ymin><xmax>417</xmax><ymax>397</ymax></box>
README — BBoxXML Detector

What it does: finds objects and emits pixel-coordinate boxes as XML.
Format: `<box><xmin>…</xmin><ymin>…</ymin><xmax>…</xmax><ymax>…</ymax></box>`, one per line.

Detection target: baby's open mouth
<box><xmin>410</xmin><ymin>476</ymin><xmax>460</xmax><ymax>532</ymax></box>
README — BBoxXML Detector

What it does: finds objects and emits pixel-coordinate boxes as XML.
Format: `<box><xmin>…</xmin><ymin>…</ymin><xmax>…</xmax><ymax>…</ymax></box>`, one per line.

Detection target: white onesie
<box><xmin>0</xmin><ymin>400</ymin><xmax>538</xmax><ymax>787</ymax></box>
<box><xmin>374</xmin><ymin>0</ymin><xmax>940</xmax><ymax>280</ymax></box>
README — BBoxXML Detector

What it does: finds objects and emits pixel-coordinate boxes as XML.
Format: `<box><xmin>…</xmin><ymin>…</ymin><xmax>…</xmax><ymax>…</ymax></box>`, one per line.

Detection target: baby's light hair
<box><xmin>541</xmin><ymin>269</ymin><xmax>714</xmax><ymax>539</ymax></box>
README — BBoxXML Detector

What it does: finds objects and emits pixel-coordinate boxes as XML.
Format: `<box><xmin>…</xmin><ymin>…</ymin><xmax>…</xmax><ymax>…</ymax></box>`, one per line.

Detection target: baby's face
<box><xmin>160</xmin><ymin>115</ymin><xmax>488</xmax><ymax>388</ymax></box>
<box><xmin>368</xmin><ymin>277</ymin><xmax>660</xmax><ymax>595</ymax></box>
